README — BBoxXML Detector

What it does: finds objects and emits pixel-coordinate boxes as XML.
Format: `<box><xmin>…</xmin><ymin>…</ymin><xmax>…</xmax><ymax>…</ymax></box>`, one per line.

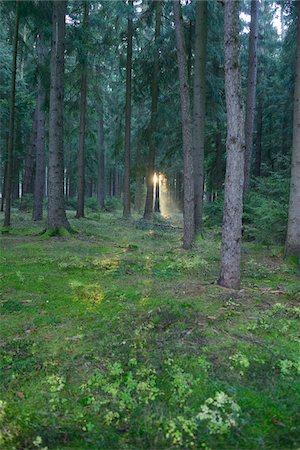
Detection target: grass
<box><xmin>0</xmin><ymin>208</ymin><xmax>299</xmax><ymax>449</ymax></box>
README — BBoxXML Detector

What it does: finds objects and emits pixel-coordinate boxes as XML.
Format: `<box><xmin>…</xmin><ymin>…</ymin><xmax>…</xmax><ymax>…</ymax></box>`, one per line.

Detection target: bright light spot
<box><xmin>153</xmin><ymin>172</ymin><xmax>157</xmax><ymax>186</ymax></box>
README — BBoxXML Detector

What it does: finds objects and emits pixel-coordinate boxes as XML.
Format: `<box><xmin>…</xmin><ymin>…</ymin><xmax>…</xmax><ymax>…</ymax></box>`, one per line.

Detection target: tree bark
<box><xmin>22</xmin><ymin>109</ymin><xmax>37</xmax><ymax>197</ymax></box>
<box><xmin>254</xmin><ymin>101</ymin><xmax>262</xmax><ymax>176</ymax></box>
<box><xmin>285</xmin><ymin>3</ymin><xmax>300</xmax><ymax>258</ymax></box>
<box><xmin>218</xmin><ymin>0</ymin><xmax>245</xmax><ymax>289</ymax></box>
<box><xmin>47</xmin><ymin>0</ymin><xmax>70</xmax><ymax>231</ymax></box>
<box><xmin>97</xmin><ymin>101</ymin><xmax>105</xmax><ymax>209</ymax></box>
<box><xmin>143</xmin><ymin>0</ymin><xmax>162</xmax><ymax>219</ymax></box>
<box><xmin>193</xmin><ymin>0</ymin><xmax>207</xmax><ymax>232</ymax></box>
<box><xmin>3</xmin><ymin>0</ymin><xmax>20</xmax><ymax>227</ymax></box>
<box><xmin>33</xmin><ymin>32</ymin><xmax>47</xmax><ymax>221</ymax></box>
<box><xmin>76</xmin><ymin>1</ymin><xmax>89</xmax><ymax>219</ymax></box>
<box><xmin>123</xmin><ymin>1</ymin><xmax>133</xmax><ymax>218</ymax></box>
<box><xmin>243</xmin><ymin>0</ymin><xmax>259</xmax><ymax>193</ymax></box>
<box><xmin>173</xmin><ymin>0</ymin><xmax>194</xmax><ymax>249</ymax></box>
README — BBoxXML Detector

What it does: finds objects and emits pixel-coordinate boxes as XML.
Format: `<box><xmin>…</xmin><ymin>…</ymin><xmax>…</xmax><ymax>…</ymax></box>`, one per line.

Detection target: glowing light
<box><xmin>153</xmin><ymin>172</ymin><xmax>158</xmax><ymax>185</ymax></box>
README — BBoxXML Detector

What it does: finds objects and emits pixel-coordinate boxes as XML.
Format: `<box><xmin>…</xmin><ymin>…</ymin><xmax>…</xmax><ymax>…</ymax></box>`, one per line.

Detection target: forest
<box><xmin>0</xmin><ymin>0</ymin><xmax>299</xmax><ymax>448</ymax></box>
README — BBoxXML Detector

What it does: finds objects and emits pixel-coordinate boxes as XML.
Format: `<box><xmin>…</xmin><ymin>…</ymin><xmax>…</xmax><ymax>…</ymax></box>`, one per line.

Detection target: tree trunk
<box><xmin>254</xmin><ymin>101</ymin><xmax>263</xmax><ymax>176</ymax></box>
<box><xmin>3</xmin><ymin>0</ymin><xmax>20</xmax><ymax>227</ymax></box>
<box><xmin>33</xmin><ymin>32</ymin><xmax>47</xmax><ymax>221</ymax></box>
<box><xmin>218</xmin><ymin>0</ymin><xmax>245</xmax><ymax>289</ymax></box>
<box><xmin>47</xmin><ymin>0</ymin><xmax>70</xmax><ymax>231</ymax></box>
<box><xmin>22</xmin><ymin>109</ymin><xmax>37</xmax><ymax>197</ymax></box>
<box><xmin>154</xmin><ymin>175</ymin><xmax>160</xmax><ymax>213</ymax></box>
<box><xmin>143</xmin><ymin>0</ymin><xmax>162</xmax><ymax>220</ymax></box>
<box><xmin>134</xmin><ymin>135</ymin><xmax>144</xmax><ymax>212</ymax></box>
<box><xmin>123</xmin><ymin>1</ymin><xmax>133</xmax><ymax>218</ymax></box>
<box><xmin>97</xmin><ymin>101</ymin><xmax>105</xmax><ymax>209</ymax></box>
<box><xmin>173</xmin><ymin>0</ymin><xmax>194</xmax><ymax>249</ymax></box>
<box><xmin>193</xmin><ymin>0</ymin><xmax>207</xmax><ymax>232</ymax></box>
<box><xmin>1</xmin><ymin>162</ymin><xmax>7</xmax><ymax>212</ymax></box>
<box><xmin>76</xmin><ymin>1</ymin><xmax>89</xmax><ymax>219</ymax></box>
<box><xmin>243</xmin><ymin>0</ymin><xmax>259</xmax><ymax>193</ymax></box>
<box><xmin>285</xmin><ymin>3</ymin><xmax>300</xmax><ymax>258</ymax></box>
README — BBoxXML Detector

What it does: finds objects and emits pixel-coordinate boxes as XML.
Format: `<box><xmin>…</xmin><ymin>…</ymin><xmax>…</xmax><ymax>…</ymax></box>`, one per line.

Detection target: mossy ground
<box><xmin>0</xmin><ymin>208</ymin><xmax>299</xmax><ymax>449</ymax></box>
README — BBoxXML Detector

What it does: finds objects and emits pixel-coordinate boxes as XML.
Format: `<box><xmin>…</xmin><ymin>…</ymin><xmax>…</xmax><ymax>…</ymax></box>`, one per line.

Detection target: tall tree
<box><xmin>123</xmin><ymin>1</ymin><xmax>133</xmax><ymax>218</ymax></box>
<box><xmin>143</xmin><ymin>0</ymin><xmax>162</xmax><ymax>220</ymax></box>
<box><xmin>218</xmin><ymin>0</ymin><xmax>245</xmax><ymax>289</ymax></box>
<box><xmin>243</xmin><ymin>0</ymin><xmax>259</xmax><ymax>193</ymax></box>
<box><xmin>173</xmin><ymin>0</ymin><xmax>194</xmax><ymax>249</ymax></box>
<box><xmin>76</xmin><ymin>1</ymin><xmax>89</xmax><ymax>219</ymax></box>
<box><xmin>33</xmin><ymin>31</ymin><xmax>47</xmax><ymax>221</ymax></box>
<box><xmin>193</xmin><ymin>0</ymin><xmax>207</xmax><ymax>232</ymax></box>
<box><xmin>285</xmin><ymin>2</ymin><xmax>300</xmax><ymax>257</ymax></box>
<box><xmin>3</xmin><ymin>0</ymin><xmax>20</xmax><ymax>227</ymax></box>
<box><xmin>47</xmin><ymin>0</ymin><xmax>70</xmax><ymax>231</ymax></box>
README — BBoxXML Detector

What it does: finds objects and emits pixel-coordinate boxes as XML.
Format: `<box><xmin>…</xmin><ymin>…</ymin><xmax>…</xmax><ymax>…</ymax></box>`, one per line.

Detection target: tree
<box><xmin>47</xmin><ymin>0</ymin><xmax>70</xmax><ymax>232</ymax></box>
<box><xmin>123</xmin><ymin>1</ymin><xmax>133</xmax><ymax>218</ymax></box>
<box><xmin>76</xmin><ymin>1</ymin><xmax>89</xmax><ymax>219</ymax></box>
<box><xmin>243</xmin><ymin>0</ymin><xmax>259</xmax><ymax>193</ymax></box>
<box><xmin>173</xmin><ymin>0</ymin><xmax>194</xmax><ymax>249</ymax></box>
<box><xmin>33</xmin><ymin>31</ymin><xmax>47</xmax><ymax>221</ymax></box>
<box><xmin>143</xmin><ymin>0</ymin><xmax>162</xmax><ymax>220</ymax></box>
<box><xmin>218</xmin><ymin>0</ymin><xmax>245</xmax><ymax>289</ymax></box>
<box><xmin>3</xmin><ymin>0</ymin><xmax>20</xmax><ymax>227</ymax></box>
<box><xmin>285</xmin><ymin>1</ymin><xmax>300</xmax><ymax>258</ymax></box>
<box><xmin>193</xmin><ymin>0</ymin><xmax>207</xmax><ymax>232</ymax></box>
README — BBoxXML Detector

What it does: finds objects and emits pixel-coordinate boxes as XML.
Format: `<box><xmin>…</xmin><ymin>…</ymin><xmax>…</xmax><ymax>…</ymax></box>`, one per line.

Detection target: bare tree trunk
<box><xmin>33</xmin><ymin>32</ymin><xmax>47</xmax><ymax>221</ymax></box>
<box><xmin>76</xmin><ymin>1</ymin><xmax>89</xmax><ymax>219</ymax></box>
<box><xmin>285</xmin><ymin>3</ymin><xmax>300</xmax><ymax>257</ymax></box>
<box><xmin>254</xmin><ymin>101</ymin><xmax>262</xmax><ymax>176</ymax></box>
<box><xmin>123</xmin><ymin>1</ymin><xmax>133</xmax><ymax>218</ymax></box>
<box><xmin>4</xmin><ymin>0</ymin><xmax>19</xmax><ymax>227</ymax></box>
<box><xmin>143</xmin><ymin>0</ymin><xmax>162</xmax><ymax>220</ymax></box>
<box><xmin>97</xmin><ymin>101</ymin><xmax>105</xmax><ymax>209</ymax></box>
<box><xmin>1</xmin><ymin>162</ymin><xmax>7</xmax><ymax>212</ymax></box>
<box><xmin>218</xmin><ymin>0</ymin><xmax>245</xmax><ymax>289</ymax></box>
<box><xmin>243</xmin><ymin>0</ymin><xmax>258</xmax><ymax>193</ymax></box>
<box><xmin>173</xmin><ymin>0</ymin><xmax>194</xmax><ymax>249</ymax></box>
<box><xmin>154</xmin><ymin>175</ymin><xmax>160</xmax><ymax>213</ymax></box>
<box><xmin>22</xmin><ymin>109</ymin><xmax>37</xmax><ymax>197</ymax></box>
<box><xmin>47</xmin><ymin>0</ymin><xmax>70</xmax><ymax>231</ymax></box>
<box><xmin>134</xmin><ymin>135</ymin><xmax>144</xmax><ymax>212</ymax></box>
<box><xmin>193</xmin><ymin>0</ymin><xmax>207</xmax><ymax>232</ymax></box>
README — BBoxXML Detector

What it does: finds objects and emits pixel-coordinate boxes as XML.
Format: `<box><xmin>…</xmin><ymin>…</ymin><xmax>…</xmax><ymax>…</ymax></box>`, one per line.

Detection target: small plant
<box><xmin>46</xmin><ymin>375</ymin><xmax>66</xmax><ymax>410</ymax></box>
<box><xmin>229</xmin><ymin>352</ymin><xmax>250</xmax><ymax>376</ymax></box>
<box><xmin>196</xmin><ymin>391</ymin><xmax>240</xmax><ymax>434</ymax></box>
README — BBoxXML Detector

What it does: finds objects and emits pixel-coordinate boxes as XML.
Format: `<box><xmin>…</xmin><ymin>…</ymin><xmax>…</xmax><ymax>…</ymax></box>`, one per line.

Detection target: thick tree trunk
<box><xmin>285</xmin><ymin>4</ymin><xmax>300</xmax><ymax>257</ymax></box>
<box><xmin>173</xmin><ymin>0</ymin><xmax>194</xmax><ymax>249</ymax></box>
<box><xmin>143</xmin><ymin>0</ymin><xmax>162</xmax><ymax>219</ymax></box>
<box><xmin>4</xmin><ymin>0</ymin><xmax>19</xmax><ymax>227</ymax></box>
<box><xmin>193</xmin><ymin>0</ymin><xmax>207</xmax><ymax>232</ymax></box>
<box><xmin>33</xmin><ymin>32</ymin><xmax>47</xmax><ymax>221</ymax></box>
<box><xmin>76</xmin><ymin>2</ymin><xmax>89</xmax><ymax>219</ymax></box>
<box><xmin>123</xmin><ymin>1</ymin><xmax>133</xmax><ymax>218</ymax></box>
<box><xmin>218</xmin><ymin>0</ymin><xmax>245</xmax><ymax>289</ymax></box>
<box><xmin>97</xmin><ymin>101</ymin><xmax>105</xmax><ymax>209</ymax></box>
<box><xmin>254</xmin><ymin>101</ymin><xmax>263</xmax><ymax>176</ymax></box>
<box><xmin>47</xmin><ymin>0</ymin><xmax>70</xmax><ymax>231</ymax></box>
<box><xmin>243</xmin><ymin>0</ymin><xmax>258</xmax><ymax>193</ymax></box>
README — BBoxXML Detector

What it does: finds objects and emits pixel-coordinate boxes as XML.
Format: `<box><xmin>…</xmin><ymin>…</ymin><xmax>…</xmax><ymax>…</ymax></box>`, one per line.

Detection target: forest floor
<box><xmin>0</xmin><ymin>207</ymin><xmax>299</xmax><ymax>450</ymax></box>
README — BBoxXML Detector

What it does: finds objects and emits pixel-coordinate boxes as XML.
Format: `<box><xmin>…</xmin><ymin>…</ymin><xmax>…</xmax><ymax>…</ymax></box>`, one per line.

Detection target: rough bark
<box><xmin>143</xmin><ymin>0</ymin><xmax>162</xmax><ymax>219</ymax></box>
<box><xmin>243</xmin><ymin>0</ymin><xmax>259</xmax><ymax>193</ymax></box>
<box><xmin>123</xmin><ymin>1</ymin><xmax>133</xmax><ymax>218</ymax></box>
<box><xmin>285</xmin><ymin>3</ymin><xmax>300</xmax><ymax>258</ymax></box>
<box><xmin>47</xmin><ymin>0</ymin><xmax>70</xmax><ymax>231</ymax></box>
<box><xmin>23</xmin><ymin>109</ymin><xmax>37</xmax><ymax>197</ymax></box>
<box><xmin>97</xmin><ymin>101</ymin><xmax>105</xmax><ymax>209</ymax></box>
<box><xmin>193</xmin><ymin>0</ymin><xmax>207</xmax><ymax>232</ymax></box>
<box><xmin>76</xmin><ymin>1</ymin><xmax>89</xmax><ymax>219</ymax></box>
<box><xmin>254</xmin><ymin>101</ymin><xmax>262</xmax><ymax>176</ymax></box>
<box><xmin>173</xmin><ymin>0</ymin><xmax>194</xmax><ymax>249</ymax></box>
<box><xmin>4</xmin><ymin>0</ymin><xmax>19</xmax><ymax>227</ymax></box>
<box><xmin>218</xmin><ymin>0</ymin><xmax>245</xmax><ymax>290</ymax></box>
<box><xmin>33</xmin><ymin>32</ymin><xmax>47</xmax><ymax>221</ymax></box>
